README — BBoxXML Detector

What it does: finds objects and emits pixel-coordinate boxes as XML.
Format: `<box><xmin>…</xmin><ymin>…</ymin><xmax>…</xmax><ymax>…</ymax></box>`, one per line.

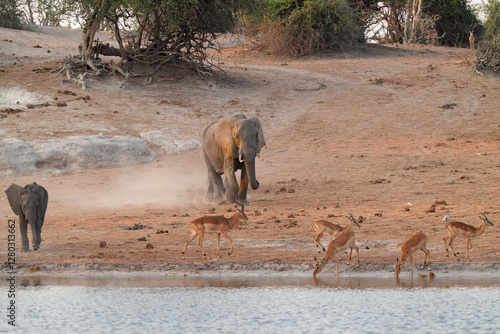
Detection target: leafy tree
<box><xmin>60</xmin><ymin>0</ymin><xmax>252</xmax><ymax>77</ymax></box>
<box><xmin>423</xmin><ymin>0</ymin><xmax>482</xmax><ymax>47</ymax></box>
<box><xmin>484</xmin><ymin>0</ymin><xmax>500</xmax><ymax>40</ymax></box>
<box><xmin>0</xmin><ymin>0</ymin><xmax>24</xmax><ymax>29</ymax></box>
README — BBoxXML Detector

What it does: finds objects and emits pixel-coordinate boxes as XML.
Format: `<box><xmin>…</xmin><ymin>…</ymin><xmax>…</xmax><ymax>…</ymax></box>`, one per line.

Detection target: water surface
<box><xmin>2</xmin><ymin>272</ymin><xmax>500</xmax><ymax>333</ymax></box>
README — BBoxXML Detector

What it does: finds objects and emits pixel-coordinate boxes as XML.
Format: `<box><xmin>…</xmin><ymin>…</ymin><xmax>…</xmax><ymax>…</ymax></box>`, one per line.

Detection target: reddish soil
<box><xmin>0</xmin><ymin>27</ymin><xmax>499</xmax><ymax>276</ymax></box>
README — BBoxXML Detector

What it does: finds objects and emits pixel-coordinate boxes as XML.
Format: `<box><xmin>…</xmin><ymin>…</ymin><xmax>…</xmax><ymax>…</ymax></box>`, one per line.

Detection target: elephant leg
<box><xmin>206</xmin><ymin>173</ymin><xmax>215</xmax><ymax>201</ymax></box>
<box><xmin>206</xmin><ymin>171</ymin><xmax>225</xmax><ymax>203</ymax></box>
<box><xmin>35</xmin><ymin>219</ymin><xmax>42</xmax><ymax>248</ymax></box>
<box><xmin>203</xmin><ymin>153</ymin><xmax>225</xmax><ymax>203</ymax></box>
<box><xmin>19</xmin><ymin>213</ymin><xmax>30</xmax><ymax>252</ymax></box>
<box><xmin>213</xmin><ymin>174</ymin><xmax>225</xmax><ymax>202</ymax></box>
<box><xmin>223</xmin><ymin>164</ymin><xmax>239</xmax><ymax>203</ymax></box>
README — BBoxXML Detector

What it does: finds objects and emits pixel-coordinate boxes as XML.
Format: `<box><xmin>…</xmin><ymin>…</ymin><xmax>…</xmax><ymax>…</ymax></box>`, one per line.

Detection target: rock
<box><xmin>0</xmin><ymin>138</ymin><xmax>39</xmax><ymax>176</ymax></box>
<box><xmin>0</xmin><ymin>134</ymin><xmax>154</xmax><ymax>177</ymax></box>
<box><xmin>138</xmin><ymin>237</ymin><xmax>147</xmax><ymax>241</ymax></box>
<box><xmin>426</xmin><ymin>204</ymin><xmax>436</xmax><ymax>212</ymax></box>
<box><xmin>140</xmin><ymin>130</ymin><xmax>200</xmax><ymax>154</ymax></box>
<box><xmin>446</xmin><ymin>177</ymin><xmax>456</xmax><ymax>184</ymax></box>
<box><xmin>145</xmin><ymin>243</ymin><xmax>154</xmax><ymax>249</ymax></box>
<box><xmin>99</xmin><ymin>241</ymin><xmax>107</xmax><ymax>248</ymax></box>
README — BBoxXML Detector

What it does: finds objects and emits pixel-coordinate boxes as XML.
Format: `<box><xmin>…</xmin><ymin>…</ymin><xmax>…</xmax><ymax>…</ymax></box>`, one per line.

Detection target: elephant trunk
<box><xmin>26</xmin><ymin>210</ymin><xmax>40</xmax><ymax>250</ymax></box>
<box><xmin>245</xmin><ymin>157</ymin><xmax>259</xmax><ymax>190</ymax></box>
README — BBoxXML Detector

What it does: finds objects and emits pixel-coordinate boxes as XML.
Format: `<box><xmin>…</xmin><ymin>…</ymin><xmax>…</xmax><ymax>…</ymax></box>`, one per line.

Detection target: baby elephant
<box><xmin>5</xmin><ymin>182</ymin><xmax>48</xmax><ymax>251</ymax></box>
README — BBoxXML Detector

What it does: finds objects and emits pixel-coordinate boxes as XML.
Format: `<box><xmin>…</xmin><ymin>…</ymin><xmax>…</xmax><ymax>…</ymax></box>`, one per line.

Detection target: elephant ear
<box><xmin>249</xmin><ymin>116</ymin><xmax>266</xmax><ymax>153</ymax></box>
<box><xmin>25</xmin><ymin>182</ymin><xmax>48</xmax><ymax>227</ymax></box>
<box><xmin>5</xmin><ymin>184</ymin><xmax>25</xmax><ymax>216</ymax></box>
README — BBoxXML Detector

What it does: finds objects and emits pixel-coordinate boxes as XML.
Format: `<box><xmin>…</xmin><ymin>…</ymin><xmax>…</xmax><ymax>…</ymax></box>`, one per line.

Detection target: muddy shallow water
<box><xmin>2</xmin><ymin>272</ymin><xmax>500</xmax><ymax>333</ymax></box>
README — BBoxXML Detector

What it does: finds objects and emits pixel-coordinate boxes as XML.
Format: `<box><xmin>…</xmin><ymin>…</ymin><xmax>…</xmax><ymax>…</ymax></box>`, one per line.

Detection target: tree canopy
<box><xmin>0</xmin><ymin>0</ymin><xmax>24</xmax><ymax>29</ymax></box>
<box><xmin>2</xmin><ymin>0</ymin><xmax>497</xmax><ymax>80</ymax></box>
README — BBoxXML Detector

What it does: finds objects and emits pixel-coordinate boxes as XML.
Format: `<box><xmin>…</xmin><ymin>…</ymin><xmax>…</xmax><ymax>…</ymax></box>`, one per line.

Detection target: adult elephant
<box><xmin>202</xmin><ymin>115</ymin><xmax>266</xmax><ymax>205</ymax></box>
<box><xmin>5</xmin><ymin>182</ymin><xmax>48</xmax><ymax>252</ymax></box>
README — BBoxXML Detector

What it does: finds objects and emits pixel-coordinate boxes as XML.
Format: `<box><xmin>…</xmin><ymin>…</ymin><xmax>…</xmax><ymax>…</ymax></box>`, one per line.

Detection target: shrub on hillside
<box><xmin>474</xmin><ymin>36</ymin><xmax>500</xmax><ymax>74</ymax></box>
<box><xmin>254</xmin><ymin>0</ymin><xmax>363</xmax><ymax>56</ymax></box>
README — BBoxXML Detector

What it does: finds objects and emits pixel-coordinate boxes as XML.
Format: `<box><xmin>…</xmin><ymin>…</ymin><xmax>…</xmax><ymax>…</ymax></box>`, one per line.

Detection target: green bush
<box><xmin>256</xmin><ymin>0</ymin><xmax>363</xmax><ymax>56</ymax></box>
<box><xmin>484</xmin><ymin>0</ymin><xmax>500</xmax><ymax>40</ymax></box>
<box><xmin>0</xmin><ymin>0</ymin><xmax>24</xmax><ymax>29</ymax></box>
<box><xmin>474</xmin><ymin>36</ymin><xmax>500</xmax><ymax>73</ymax></box>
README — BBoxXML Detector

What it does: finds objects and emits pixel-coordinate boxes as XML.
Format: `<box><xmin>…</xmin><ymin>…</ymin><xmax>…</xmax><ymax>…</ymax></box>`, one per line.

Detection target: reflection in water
<box><xmin>2</xmin><ymin>271</ymin><xmax>500</xmax><ymax>289</ymax></box>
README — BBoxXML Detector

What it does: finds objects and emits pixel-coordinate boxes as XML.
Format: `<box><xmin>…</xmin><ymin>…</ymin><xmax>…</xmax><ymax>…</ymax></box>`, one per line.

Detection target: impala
<box><xmin>427</xmin><ymin>29</ymin><xmax>438</xmax><ymax>46</ymax></box>
<box><xmin>394</xmin><ymin>231</ymin><xmax>431</xmax><ymax>276</ymax></box>
<box><xmin>469</xmin><ymin>31</ymin><xmax>475</xmax><ymax>49</ymax></box>
<box><xmin>182</xmin><ymin>202</ymin><xmax>248</xmax><ymax>260</ymax></box>
<box><xmin>313</xmin><ymin>228</ymin><xmax>360</xmax><ymax>277</ymax></box>
<box><xmin>443</xmin><ymin>212</ymin><xmax>494</xmax><ymax>260</ymax></box>
<box><xmin>311</xmin><ymin>214</ymin><xmax>363</xmax><ymax>253</ymax></box>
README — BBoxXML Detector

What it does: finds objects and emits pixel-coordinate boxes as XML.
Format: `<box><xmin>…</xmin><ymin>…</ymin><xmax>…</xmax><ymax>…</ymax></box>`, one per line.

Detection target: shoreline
<box><xmin>2</xmin><ymin>261</ymin><xmax>499</xmax><ymax>289</ymax></box>
<box><xmin>2</xmin><ymin>260</ymin><xmax>500</xmax><ymax>276</ymax></box>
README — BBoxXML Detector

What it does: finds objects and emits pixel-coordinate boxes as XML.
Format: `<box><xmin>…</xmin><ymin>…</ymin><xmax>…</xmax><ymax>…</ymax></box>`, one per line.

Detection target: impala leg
<box><xmin>443</xmin><ymin>236</ymin><xmax>450</xmax><ymax>256</ymax></box>
<box><xmin>409</xmin><ymin>253</ymin><xmax>414</xmax><ymax>275</ymax></box>
<box><xmin>354</xmin><ymin>244</ymin><xmax>360</xmax><ymax>267</ymax></box>
<box><xmin>221</xmin><ymin>231</ymin><xmax>233</xmax><ymax>256</ymax></box>
<box><xmin>311</xmin><ymin>232</ymin><xmax>325</xmax><ymax>253</ymax></box>
<box><xmin>448</xmin><ymin>236</ymin><xmax>458</xmax><ymax>259</ymax></box>
<box><xmin>347</xmin><ymin>247</ymin><xmax>353</xmax><ymax>265</ymax></box>
<box><xmin>197</xmin><ymin>231</ymin><xmax>207</xmax><ymax>258</ymax></box>
<box><xmin>468</xmin><ymin>238</ymin><xmax>473</xmax><ymax>250</ymax></box>
<box><xmin>421</xmin><ymin>247</ymin><xmax>431</xmax><ymax>270</ymax></box>
<box><xmin>182</xmin><ymin>232</ymin><xmax>198</xmax><ymax>259</ymax></box>
<box><xmin>465</xmin><ymin>237</ymin><xmax>471</xmax><ymax>260</ymax></box>
<box><xmin>216</xmin><ymin>233</ymin><xmax>221</xmax><ymax>256</ymax></box>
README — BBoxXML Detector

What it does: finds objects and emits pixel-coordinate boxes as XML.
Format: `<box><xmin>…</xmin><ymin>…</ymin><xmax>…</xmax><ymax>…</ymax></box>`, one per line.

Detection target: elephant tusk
<box><xmin>257</xmin><ymin>153</ymin><xmax>264</xmax><ymax>161</ymax></box>
<box><xmin>239</xmin><ymin>153</ymin><xmax>244</xmax><ymax>163</ymax></box>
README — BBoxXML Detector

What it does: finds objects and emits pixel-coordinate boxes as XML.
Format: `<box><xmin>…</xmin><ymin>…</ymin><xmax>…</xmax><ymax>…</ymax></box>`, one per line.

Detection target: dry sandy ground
<box><xmin>0</xmin><ymin>26</ymin><xmax>499</xmax><ymax>277</ymax></box>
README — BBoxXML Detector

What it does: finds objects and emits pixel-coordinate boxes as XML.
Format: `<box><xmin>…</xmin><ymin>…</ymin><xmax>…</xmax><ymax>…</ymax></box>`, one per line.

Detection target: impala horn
<box><xmin>480</xmin><ymin>212</ymin><xmax>492</xmax><ymax>225</ymax></box>
<box><xmin>234</xmin><ymin>196</ymin><xmax>245</xmax><ymax>213</ymax></box>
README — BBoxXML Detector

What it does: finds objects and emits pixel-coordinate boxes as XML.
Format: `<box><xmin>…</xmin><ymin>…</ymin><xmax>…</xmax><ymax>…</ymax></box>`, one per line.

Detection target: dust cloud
<box><xmin>73</xmin><ymin>166</ymin><xmax>208</xmax><ymax>210</ymax></box>
<box><xmin>0</xmin><ymin>87</ymin><xmax>52</xmax><ymax>108</ymax></box>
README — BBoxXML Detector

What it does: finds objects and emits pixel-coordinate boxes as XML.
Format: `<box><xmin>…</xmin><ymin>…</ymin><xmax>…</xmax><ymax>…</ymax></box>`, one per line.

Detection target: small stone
<box><xmin>29</xmin><ymin>265</ymin><xmax>40</xmax><ymax>272</ymax></box>
<box><xmin>99</xmin><ymin>241</ymin><xmax>106</xmax><ymax>248</ymax></box>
